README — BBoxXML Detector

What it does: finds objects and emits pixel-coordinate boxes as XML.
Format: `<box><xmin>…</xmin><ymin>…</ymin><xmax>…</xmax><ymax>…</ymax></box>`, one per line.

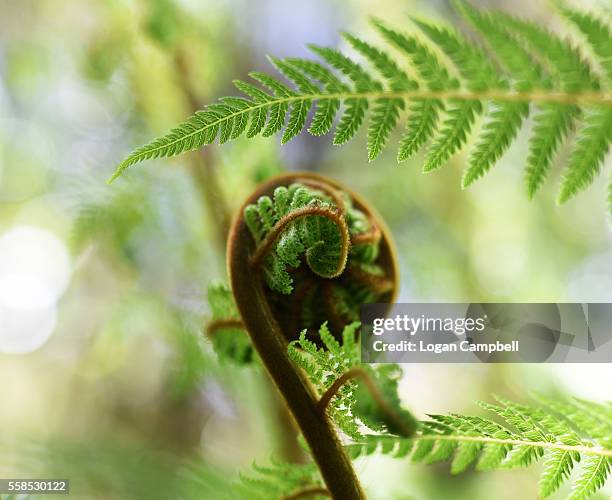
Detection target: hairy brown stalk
<box><xmin>283</xmin><ymin>486</ymin><xmax>332</xmax><ymax>499</ymax></box>
<box><xmin>294</xmin><ymin>178</ymin><xmax>347</xmax><ymax>212</ymax></box>
<box><xmin>318</xmin><ymin>367</ymin><xmax>417</xmax><ymax>438</ymax></box>
<box><xmin>322</xmin><ymin>282</ymin><xmax>349</xmax><ymax>334</ymax></box>
<box><xmin>351</xmin><ymin>224</ymin><xmax>381</xmax><ymax>246</ymax></box>
<box><xmin>347</xmin><ymin>265</ymin><xmax>395</xmax><ymax>294</ymax></box>
<box><xmin>228</xmin><ymin>172</ymin><xmax>399</xmax><ymax>499</ymax></box>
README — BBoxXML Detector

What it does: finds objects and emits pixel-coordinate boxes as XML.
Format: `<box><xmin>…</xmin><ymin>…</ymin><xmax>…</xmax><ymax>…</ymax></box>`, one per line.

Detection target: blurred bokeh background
<box><xmin>0</xmin><ymin>0</ymin><xmax>611</xmax><ymax>498</ymax></box>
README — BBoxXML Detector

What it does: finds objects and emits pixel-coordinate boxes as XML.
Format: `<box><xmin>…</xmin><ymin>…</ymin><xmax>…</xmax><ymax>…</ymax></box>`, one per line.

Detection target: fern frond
<box><xmin>347</xmin><ymin>395</ymin><xmax>612</xmax><ymax>499</ymax></box>
<box><xmin>488</xmin><ymin>10</ymin><xmax>600</xmax><ymax>199</ymax></box>
<box><xmin>558</xmin><ymin>108</ymin><xmax>612</xmax><ymax>203</ymax></box>
<box><xmin>570</xmin><ymin>455</ymin><xmax>611</xmax><ymax>500</ymax></box>
<box><xmin>373</xmin><ymin>20</ymin><xmax>454</xmax><ymax>162</ymax></box>
<box><xmin>289</xmin><ymin>323</ymin><xmax>415</xmax><ymax>439</ymax></box>
<box><xmin>342</xmin><ymin>33</ymin><xmax>412</xmax><ymax>160</ymax></box>
<box><xmin>494</xmin><ymin>12</ymin><xmax>598</xmax><ymax>91</ymax></box>
<box><xmin>400</xmin><ymin>19</ymin><xmax>494</xmax><ymax>172</ymax></box>
<box><xmin>227</xmin><ymin>459</ymin><xmax>325</xmax><ymax>500</ymax></box>
<box><xmin>562</xmin><ymin>7</ymin><xmax>612</xmax><ymax>83</ymax></box>
<box><xmin>525</xmin><ymin>104</ymin><xmax>580</xmax><ymax>198</ymax></box>
<box><xmin>112</xmin><ymin>4</ymin><xmax>612</xmax><ymax>215</ymax></box>
<box><xmin>461</xmin><ymin>101</ymin><xmax>528</xmax><ymax>187</ymax></box>
<box><xmin>244</xmin><ymin>183</ymin><xmax>374</xmax><ymax>295</ymax></box>
<box><xmin>559</xmin><ymin>8</ymin><xmax>612</xmax><ymax>206</ymax></box>
<box><xmin>424</xmin><ymin>99</ymin><xmax>482</xmax><ymax>173</ymax></box>
<box><xmin>455</xmin><ymin>1</ymin><xmax>535</xmax><ymax>185</ymax></box>
<box><xmin>284</xmin><ymin>57</ymin><xmax>346</xmax><ymax>137</ymax></box>
<box><xmin>289</xmin><ymin>322</ymin><xmax>362</xmax><ymax>439</ymax></box>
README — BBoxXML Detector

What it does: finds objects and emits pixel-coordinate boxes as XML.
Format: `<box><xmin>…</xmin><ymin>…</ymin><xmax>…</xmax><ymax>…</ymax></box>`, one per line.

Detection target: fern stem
<box><xmin>346</xmin><ymin>265</ymin><xmax>395</xmax><ymax>294</ymax></box>
<box><xmin>295</xmin><ymin>177</ymin><xmax>347</xmax><ymax>211</ymax></box>
<box><xmin>410</xmin><ymin>433</ymin><xmax>612</xmax><ymax>457</ymax></box>
<box><xmin>228</xmin><ymin>173</ymin><xmax>368</xmax><ymax>500</ymax></box>
<box><xmin>205</xmin><ymin>318</ymin><xmax>245</xmax><ymax>337</ymax></box>
<box><xmin>173</xmin><ymin>49</ymin><xmax>231</xmax><ymax>248</ymax></box>
<box><xmin>283</xmin><ymin>486</ymin><xmax>331</xmax><ymax>499</ymax></box>
<box><xmin>318</xmin><ymin>367</ymin><xmax>418</xmax><ymax>438</ymax></box>
<box><xmin>351</xmin><ymin>224</ymin><xmax>381</xmax><ymax>246</ymax></box>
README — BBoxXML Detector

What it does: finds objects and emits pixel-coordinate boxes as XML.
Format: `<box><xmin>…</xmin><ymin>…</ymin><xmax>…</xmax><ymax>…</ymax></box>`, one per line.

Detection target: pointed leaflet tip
<box><xmin>526</xmin><ymin>186</ymin><xmax>536</xmax><ymax>201</ymax></box>
<box><xmin>107</xmin><ymin>167</ymin><xmax>124</xmax><ymax>184</ymax></box>
<box><xmin>307</xmin><ymin>43</ymin><xmax>323</xmax><ymax>54</ymax></box>
<box><xmin>461</xmin><ymin>165</ymin><xmax>483</xmax><ymax>189</ymax></box>
<box><xmin>266</xmin><ymin>54</ymin><xmax>282</xmax><ymax>67</ymax></box>
<box><xmin>422</xmin><ymin>155</ymin><xmax>444</xmax><ymax>173</ymax></box>
<box><xmin>557</xmin><ymin>187</ymin><xmax>572</xmax><ymax>205</ymax></box>
<box><xmin>370</xmin><ymin>17</ymin><xmax>393</xmax><ymax>37</ymax></box>
<box><xmin>368</xmin><ymin>16</ymin><xmax>381</xmax><ymax>29</ymax></box>
<box><xmin>408</xmin><ymin>15</ymin><xmax>434</xmax><ymax>32</ymax></box>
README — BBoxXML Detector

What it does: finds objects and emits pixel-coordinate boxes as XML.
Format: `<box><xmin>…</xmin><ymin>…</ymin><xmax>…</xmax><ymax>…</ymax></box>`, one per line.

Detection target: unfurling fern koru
<box><xmin>111</xmin><ymin>2</ymin><xmax>612</xmax><ymax>216</ymax></box>
<box><xmin>224</xmin><ymin>172</ymin><xmax>414</xmax><ymax>499</ymax></box>
<box><xmin>240</xmin><ymin>174</ymin><xmax>396</xmax><ymax>338</ymax></box>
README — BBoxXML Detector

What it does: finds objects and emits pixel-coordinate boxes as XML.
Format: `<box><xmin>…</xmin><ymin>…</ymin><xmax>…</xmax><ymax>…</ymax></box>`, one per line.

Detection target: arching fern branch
<box><xmin>347</xmin><ymin>395</ymin><xmax>612</xmax><ymax>500</ymax></box>
<box><xmin>110</xmin><ymin>3</ymin><xmax>612</xmax><ymax>214</ymax></box>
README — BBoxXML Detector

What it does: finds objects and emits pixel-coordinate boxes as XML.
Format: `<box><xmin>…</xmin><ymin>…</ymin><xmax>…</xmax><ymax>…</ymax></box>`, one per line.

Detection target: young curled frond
<box><xmin>226</xmin><ymin>173</ymin><xmax>398</xmax><ymax>499</ymax></box>
<box><xmin>239</xmin><ymin>174</ymin><xmax>397</xmax><ymax>339</ymax></box>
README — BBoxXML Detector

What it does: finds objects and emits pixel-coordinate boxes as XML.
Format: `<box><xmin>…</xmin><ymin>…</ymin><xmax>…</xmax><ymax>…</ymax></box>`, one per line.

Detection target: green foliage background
<box><xmin>0</xmin><ymin>0</ymin><xmax>610</xmax><ymax>499</ymax></box>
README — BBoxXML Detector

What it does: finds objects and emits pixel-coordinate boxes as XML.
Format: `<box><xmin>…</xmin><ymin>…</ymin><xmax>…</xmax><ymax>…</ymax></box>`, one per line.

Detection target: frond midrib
<box><xmin>406</xmin><ymin>433</ymin><xmax>612</xmax><ymax>457</ymax></box>
<box><xmin>111</xmin><ymin>87</ymin><xmax>612</xmax><ymax>182</ymax></box>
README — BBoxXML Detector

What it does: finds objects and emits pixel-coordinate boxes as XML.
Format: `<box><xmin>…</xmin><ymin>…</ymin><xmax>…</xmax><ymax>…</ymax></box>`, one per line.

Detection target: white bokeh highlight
<box><xmin>0</xmin><ymin>226</ymin><xmax>71</xmax><ymax>354</ymax></box>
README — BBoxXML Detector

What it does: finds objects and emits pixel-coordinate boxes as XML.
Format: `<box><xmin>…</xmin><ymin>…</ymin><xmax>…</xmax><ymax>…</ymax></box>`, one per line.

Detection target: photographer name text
<box><xmin>372</xmin><ymin>339</ymin><xmax>520</xmax><ymax>354</ymax></box>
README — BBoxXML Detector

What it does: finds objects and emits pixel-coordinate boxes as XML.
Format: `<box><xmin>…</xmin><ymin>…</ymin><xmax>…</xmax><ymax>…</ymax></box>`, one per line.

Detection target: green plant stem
<box><xmin>173</xmin><ymin>49</ymin><xmax>231</xmax><ymax>250</ymax></box>
<box><xmin>408</xmin><ymin>434</ymin><xmax>612</xmax><ymax>457</ymax></box>
<box><xmin>228</xmin><ymin>203</ymin><xmax>366</xmax><ymax>500</ymax></box>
